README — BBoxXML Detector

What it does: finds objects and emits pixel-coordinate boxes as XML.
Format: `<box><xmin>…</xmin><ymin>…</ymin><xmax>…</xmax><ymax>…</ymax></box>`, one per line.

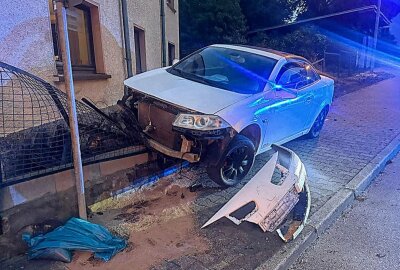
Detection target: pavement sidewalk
<box><xmin>290</xmin><ymin>153</ymin><xmax>400</xmax><ymax>270</ymax></box>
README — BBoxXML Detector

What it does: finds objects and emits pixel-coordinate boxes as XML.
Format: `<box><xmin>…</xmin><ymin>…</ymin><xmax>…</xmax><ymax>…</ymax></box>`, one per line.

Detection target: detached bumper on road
<box><xmin>202</xmin><ymin>144</ymin><xmax>311</xmax><ymax>242</ymax></box>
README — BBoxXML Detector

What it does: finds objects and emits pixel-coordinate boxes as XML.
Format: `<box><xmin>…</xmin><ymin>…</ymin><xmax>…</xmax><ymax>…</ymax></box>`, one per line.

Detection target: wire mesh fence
<box><xmin>0</xmin><ymin>62</ymin><xmax>145</xmax><ymax>188</ymax></box>
<box><xmin>317</xmin><ymin>50</ymin><xmax>365</xmax><ymax>77</ymax></box>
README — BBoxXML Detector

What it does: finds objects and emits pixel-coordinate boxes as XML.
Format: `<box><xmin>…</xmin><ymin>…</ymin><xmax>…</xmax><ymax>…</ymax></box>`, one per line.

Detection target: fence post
<box><xmin>55</xmin><ymin>0</ymin><xmax>87</xmax><ymax>220</ymax></box>
<box><xmin>372</xmin><ymin>0</ymin><xmax>382</xmax><ymax>70</ymax></box>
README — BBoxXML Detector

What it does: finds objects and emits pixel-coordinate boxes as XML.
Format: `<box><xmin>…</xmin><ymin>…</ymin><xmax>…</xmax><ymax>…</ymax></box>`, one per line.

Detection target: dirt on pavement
<box><xmin>68</xmin><ymin>177</ymin><xmax>210</xmax><ymax>270</ymax></box>
<box><xmin>69</xmin><ymin>215</ymin><xmax>209</xmax><ymax>270</ymax></box>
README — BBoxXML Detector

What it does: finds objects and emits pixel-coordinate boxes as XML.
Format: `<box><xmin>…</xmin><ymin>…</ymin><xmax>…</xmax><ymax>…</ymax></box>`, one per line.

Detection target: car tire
<box><xmin>206</xmin><ymin>135</ymin><xmax>255</xmax><ymax>187</ymax></box>
<box><xmin>306</xmin><ymin>107</ymin><xmax>329</xmax><ymax>139</ymax></box>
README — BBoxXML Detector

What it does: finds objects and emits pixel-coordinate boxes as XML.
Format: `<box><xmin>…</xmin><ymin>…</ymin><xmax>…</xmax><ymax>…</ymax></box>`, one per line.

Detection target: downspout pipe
<box><xmin>120</xmin><ymin>0</ymin><xmax>133</xmax><ymax>81</ymax></box>
<box><xmin>160</xmin><ymin>0</ymin><xmax>167</xmax><ymax>67</ymax></box>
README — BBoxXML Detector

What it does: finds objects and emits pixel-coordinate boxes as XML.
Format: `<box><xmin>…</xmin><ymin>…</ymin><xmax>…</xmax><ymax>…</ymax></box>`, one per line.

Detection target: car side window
<box><xmin>306</xmin><ymin>65</ymin><xmax>321</xmax><ymax>83</ymax></box>
<box><xmin>276</xmin><ymin>60</ymin><xmax>320</xmax><ymax>90</ymax></box>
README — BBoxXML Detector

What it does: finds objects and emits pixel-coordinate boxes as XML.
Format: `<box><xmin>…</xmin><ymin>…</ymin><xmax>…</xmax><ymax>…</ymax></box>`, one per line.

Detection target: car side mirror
<box><xmin>172</xmin><ymin>59</ymin><xmax>179</xmax><ymax>65</ymax></box>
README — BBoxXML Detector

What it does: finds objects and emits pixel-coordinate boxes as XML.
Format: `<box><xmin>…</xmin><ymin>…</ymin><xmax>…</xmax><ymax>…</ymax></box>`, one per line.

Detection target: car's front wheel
<box><xmin>207</xmin><ymin>135</ymin><xmax>255</xmax><ymax>187</ymax></box>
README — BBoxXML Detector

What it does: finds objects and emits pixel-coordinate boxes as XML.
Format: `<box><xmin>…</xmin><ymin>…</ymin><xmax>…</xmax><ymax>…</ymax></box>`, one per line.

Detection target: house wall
<box><xmin>165</xmin><ymin>0</ymin><xmax>180</xmax><ymax>61</ymax></box>
<box><xmin>0</xmin><ymin>0</ymin><xmax>56</xmax><ymax>83</ymax></box>
<box><xmin>0</xmin><ymin>0</ymin><xmax>180</xmax><ymax>107</ymax></box>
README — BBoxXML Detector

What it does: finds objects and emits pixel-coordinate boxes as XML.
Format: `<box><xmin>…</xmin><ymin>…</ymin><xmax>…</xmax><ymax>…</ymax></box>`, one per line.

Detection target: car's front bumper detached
<box><xmin>202</xmin><ymin>144</ymin><xmax>311</xmax><ymax>242</ymax></box>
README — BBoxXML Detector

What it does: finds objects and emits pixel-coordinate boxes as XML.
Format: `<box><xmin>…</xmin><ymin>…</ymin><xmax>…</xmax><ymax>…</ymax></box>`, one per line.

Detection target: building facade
<box><xmin>0</xmin><ymin>0</ymin><xmax>179</xmax><ymax>106</ymax></box>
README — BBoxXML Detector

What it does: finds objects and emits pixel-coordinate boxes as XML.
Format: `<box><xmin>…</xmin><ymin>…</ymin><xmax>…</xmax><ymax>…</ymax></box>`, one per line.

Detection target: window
<box><xmin>276</xmin><ymin>60</ymin><xmax>320</xmax><ymax>90</ymax></box>
<box><xmin>167</xmin><ymin>0</ymin><xmax>175</xmax><ymax>12</ymax></box>
<box><xmin>168</xmin><ymin>46</ymin><xmax>278</xmax><ymax>94</ymax></box>
<box><xmin>134</xmin><ymin>27</ymin><xmax>146</xmax><ymax>74</ymax></box>
<box><xmin>168</xmin><ymin>42</ymin><xmax>176</xmax><ymax>66</ymax></box>
<box><xmin>49</xmin><ymin>0</ymin><xmax>109</xmax><ymax>80</ymax></box>
<box><xmin>67</xmin><ymin>5</ymin><xmax>95</xmax><ymax>67</ymax></box>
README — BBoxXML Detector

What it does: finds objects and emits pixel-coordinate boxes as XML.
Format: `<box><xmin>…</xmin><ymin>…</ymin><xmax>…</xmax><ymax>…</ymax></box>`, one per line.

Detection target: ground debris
<box><xmin>355</xmin><ymin>194</ymin><xmax>367</xmax><ymax>202</ymax></box>
<box><xmin>376</xmin><ymin>253</ymin><xmax>387</xmax><ymax>259</ymax></box>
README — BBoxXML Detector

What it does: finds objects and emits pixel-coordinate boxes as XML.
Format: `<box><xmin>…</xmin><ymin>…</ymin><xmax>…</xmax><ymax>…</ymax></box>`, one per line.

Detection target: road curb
<box><xmin>256</xmin><ymin>133</ymin><xmax>400</xmax><ymax>270</ymax></box>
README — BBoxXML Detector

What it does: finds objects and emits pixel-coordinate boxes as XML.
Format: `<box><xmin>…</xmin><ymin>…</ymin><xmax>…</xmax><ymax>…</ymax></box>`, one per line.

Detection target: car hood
<box><xmin>124</xmin><ymin>68</ymin><xmax>251</xmax><ymax>114</ymax></box>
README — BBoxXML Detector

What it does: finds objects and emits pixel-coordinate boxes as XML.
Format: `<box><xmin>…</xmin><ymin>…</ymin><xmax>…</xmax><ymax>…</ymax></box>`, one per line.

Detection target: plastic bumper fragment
<box><xmin>202</xmin><ymin>144</ymin><xmax>311</xmax><ymax>242</ymax></box>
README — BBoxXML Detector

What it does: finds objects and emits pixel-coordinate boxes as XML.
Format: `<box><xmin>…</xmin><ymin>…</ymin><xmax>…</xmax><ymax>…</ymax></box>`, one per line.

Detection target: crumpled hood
<box><xmin>124</xmin><ymin>68</ymin><xmax>251</xmax><ymax>114</ymax></box>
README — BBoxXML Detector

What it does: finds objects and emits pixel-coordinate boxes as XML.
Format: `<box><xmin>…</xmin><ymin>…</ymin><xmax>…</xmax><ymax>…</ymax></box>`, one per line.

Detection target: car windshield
<box><xmin>167</xmin><ymin>46</ymin><xmax>278</xmax><ymax>94</ymax></box>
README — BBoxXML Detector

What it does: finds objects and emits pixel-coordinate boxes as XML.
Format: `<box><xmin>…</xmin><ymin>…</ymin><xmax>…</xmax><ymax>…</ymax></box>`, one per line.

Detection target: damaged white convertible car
<box><xmin>202</xmin><ymin>145</ymin><xmax>310</xmax><ymax>242</ymax></box>
<box><xmin>123</xmin><ymin>44</ymin><xmax>334</xmax><ymax>187</ymax></box>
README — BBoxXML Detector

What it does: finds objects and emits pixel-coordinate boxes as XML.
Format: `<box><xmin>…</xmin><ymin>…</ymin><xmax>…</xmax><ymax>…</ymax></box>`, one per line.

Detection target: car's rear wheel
<box><xmin>207</xmin><ymin>135</ymin><xmax>255</xmax><ymax>187</ymax></box>
<box><xmin>306</xmin><ymin>107</ymin><xmax>329</xmax><ymax>139</ymax></box>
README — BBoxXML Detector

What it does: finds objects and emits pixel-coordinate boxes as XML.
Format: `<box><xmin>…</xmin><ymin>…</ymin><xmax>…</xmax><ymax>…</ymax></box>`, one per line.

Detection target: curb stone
<box><xmin>256</xmin><ymin>225</ymin><xmax>317</xmax><ymax>270</ymax></box>
<box><xmin>345</xmin><ymin>135</ymin><xmax>400</xmax><ymax>196</ymax></box>
<box><xmin>256</xmin><ymin>133</ymin><xmax>400</xmax><ymax>270</ymax></box>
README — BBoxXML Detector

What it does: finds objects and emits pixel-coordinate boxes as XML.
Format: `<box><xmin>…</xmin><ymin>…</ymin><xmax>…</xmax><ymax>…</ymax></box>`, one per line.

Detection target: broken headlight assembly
<box><xmin>173</xmin><ymin>114</ymin><xmax>230</xmax><ymax>131</ymax></box>
<box><xmin>173</xmin><ymin>114</ymin><xmax>231</xmax><ymax>138</ymax></box>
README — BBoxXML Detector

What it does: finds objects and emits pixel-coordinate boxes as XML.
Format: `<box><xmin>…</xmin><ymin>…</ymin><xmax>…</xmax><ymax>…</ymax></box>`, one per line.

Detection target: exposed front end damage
<box><xmin>117</xmin><ymin>90</ymin><xmax>234</xmax><ymax>164</ymax></box>
<box><xmin>202</xmin><ymin>145</ymin><xmax>311</xmax><ymax>242</ymax></box>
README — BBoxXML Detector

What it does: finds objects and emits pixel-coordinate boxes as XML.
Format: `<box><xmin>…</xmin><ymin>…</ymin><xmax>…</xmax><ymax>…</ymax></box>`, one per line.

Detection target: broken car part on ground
<box><xmin>202</xmin><ymin>145</ymin><xmax>311</xmax><ymax>242</ymax></box>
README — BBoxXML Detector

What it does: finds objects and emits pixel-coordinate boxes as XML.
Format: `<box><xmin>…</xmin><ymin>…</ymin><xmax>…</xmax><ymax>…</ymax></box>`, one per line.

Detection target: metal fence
<box><xmin>0</xmin><ymin>62</ymin><xmax>145</xmax><ymax>188</ymax></box>
<box><xmin>313</xmin><ymin>50</ymin><xmax>370</xmax><ymax>77</ymax></box>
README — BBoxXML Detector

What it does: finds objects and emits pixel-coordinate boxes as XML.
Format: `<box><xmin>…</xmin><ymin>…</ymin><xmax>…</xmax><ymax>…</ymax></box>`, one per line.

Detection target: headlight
<box><xmin>173</xmin><ymin>114</ymin><xmax>230</xmax><ymax>131</ymax></box>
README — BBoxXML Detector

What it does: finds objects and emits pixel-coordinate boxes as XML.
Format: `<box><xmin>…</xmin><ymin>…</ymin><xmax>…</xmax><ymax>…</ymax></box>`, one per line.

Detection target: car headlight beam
<box><xmin>173</xmin><ymin>114</ymin><xmax>230</xmax><ymax>131</ymax></box>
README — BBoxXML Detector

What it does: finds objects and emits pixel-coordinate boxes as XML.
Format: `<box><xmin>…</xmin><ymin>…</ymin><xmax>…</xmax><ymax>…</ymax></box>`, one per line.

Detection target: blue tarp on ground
<box><xmin>23</xmin><ymin>218</ymin><xmax>126</xmax><ymax>263</ymax></box>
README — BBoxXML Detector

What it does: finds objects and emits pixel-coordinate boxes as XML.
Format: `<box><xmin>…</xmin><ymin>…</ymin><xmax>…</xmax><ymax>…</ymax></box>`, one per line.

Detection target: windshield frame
<box><xmin>167</xmin><ymin>46</ymin><xmax>278</xmax><ymax>94</ymax></box>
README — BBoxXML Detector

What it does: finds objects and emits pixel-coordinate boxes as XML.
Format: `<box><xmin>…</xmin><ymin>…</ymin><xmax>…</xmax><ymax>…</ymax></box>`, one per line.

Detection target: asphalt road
<box><xmin>290</xmin><ymin>153</ymin><xmax>400</xmax><ymax>270</ymax></box>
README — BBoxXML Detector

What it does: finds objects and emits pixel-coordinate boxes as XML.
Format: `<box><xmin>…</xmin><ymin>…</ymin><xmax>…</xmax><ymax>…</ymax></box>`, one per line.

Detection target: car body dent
<box><xmin>202</xmin><ymin>144</ymin><xmax>311</xmax><ymax>242</ymax></box>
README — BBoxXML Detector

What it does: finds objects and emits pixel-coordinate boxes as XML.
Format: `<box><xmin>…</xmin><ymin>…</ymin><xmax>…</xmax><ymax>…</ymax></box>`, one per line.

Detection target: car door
<box><xmin>263</xmin><ymin>60</ymin><xmax>316</xmax><ymax>145</ymax></box>
<box><xmin>300</xmin><ymin>62</ymin><xmax>325</xmax><ymax>128</ymax></box>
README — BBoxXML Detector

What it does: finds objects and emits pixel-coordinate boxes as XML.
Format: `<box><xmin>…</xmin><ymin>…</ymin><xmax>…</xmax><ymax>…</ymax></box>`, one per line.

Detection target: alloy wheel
<box><xmin>220</xmin><ymin>146</ymin><xmax>252</xmax><ymax>185</ymax></box>
<box><xmin>311</xmin><ymin>109</ymin><xmax>327</xmax><ymax>137</ymax></box>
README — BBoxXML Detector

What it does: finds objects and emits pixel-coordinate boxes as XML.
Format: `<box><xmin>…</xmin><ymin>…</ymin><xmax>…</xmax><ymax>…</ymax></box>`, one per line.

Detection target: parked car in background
<box><xmin>123</xmin><ymin>44</ymin><xmax>334</xmax><ymax>187</ymax></box>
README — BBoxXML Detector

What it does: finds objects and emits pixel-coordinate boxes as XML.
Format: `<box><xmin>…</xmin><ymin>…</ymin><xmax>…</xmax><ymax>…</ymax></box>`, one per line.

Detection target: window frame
<box><xmin>168</xmin><ymin>42</ymin><xmax>176</xmax><ymax>66</ymax></box>
<box><xmin>67</xmin><ymin>4</ymin><xmax>96</xmax><ymax>69</ymax></box>
<box><xmin>134</xmin><ymin>26</ymin><xmax>147</xmax><ymax>74</ymax></box>
<box><xmin>50</xmin><ymin>0</ymin><xmax>109</xmax><ymax>81</ymax></box>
